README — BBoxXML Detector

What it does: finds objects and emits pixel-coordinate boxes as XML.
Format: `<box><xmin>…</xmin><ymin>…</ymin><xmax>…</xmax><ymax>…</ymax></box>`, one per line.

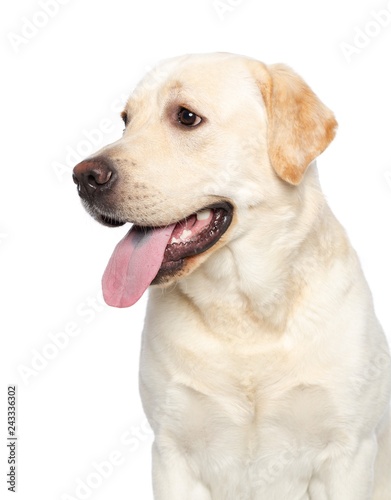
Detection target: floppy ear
<box><xmin>254</xmin><ymin>63</ymin><xmax>337</xmax><ymax>185</ymax></box>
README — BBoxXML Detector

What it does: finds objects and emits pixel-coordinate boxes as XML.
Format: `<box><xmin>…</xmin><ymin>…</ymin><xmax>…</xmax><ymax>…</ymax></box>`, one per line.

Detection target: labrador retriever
<box><xmin>73</xmin><ymin>52</ymin><xmax>391</xmax><ymax>499</ymax></box>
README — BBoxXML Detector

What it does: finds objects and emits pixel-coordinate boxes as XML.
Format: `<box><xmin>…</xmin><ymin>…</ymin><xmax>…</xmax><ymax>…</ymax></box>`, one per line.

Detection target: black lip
<box><xmin>99</xmin><ymin>215</ymin><xmax>126</xmax><ymax>227</ymax></box>
<box><xmin>152</xmin><ymin>202</ymin><xmax>233</xmax><ymax>283</ymax></box>
<box><xmin>164</xmin><ymin>202</ymin><xmax>232</xmax><ymax>260</ymax></box>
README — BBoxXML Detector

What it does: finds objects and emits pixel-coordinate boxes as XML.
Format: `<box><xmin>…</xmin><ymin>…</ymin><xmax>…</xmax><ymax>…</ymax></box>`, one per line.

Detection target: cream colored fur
<box><xmin>92</xmin><ymin>53</ymin><xmax>391</xmax><ymax>499</ymax></box>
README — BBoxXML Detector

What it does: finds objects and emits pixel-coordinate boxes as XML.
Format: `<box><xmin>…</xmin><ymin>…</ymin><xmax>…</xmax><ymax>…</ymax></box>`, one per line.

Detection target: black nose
<box><xmin>73</xmin><ymin>158</ymin><xmax>117</xmax><ymax>199</ymax></box>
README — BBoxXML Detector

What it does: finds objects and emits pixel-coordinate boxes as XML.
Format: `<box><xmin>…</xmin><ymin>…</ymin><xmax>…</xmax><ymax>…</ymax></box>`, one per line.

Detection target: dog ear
<box><xmin>254</xmin><ymin>63</ymin><xmax>337</xmax><ymax>185</ymax></box>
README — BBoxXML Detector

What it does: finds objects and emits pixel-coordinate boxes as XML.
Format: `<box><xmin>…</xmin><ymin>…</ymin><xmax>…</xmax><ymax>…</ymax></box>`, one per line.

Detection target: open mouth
<box><xmin>158</xmin><ymin>202</ymin><xmax>233</xmax><ymax>273</ymax></box>
<box><xmin>101</xmin><ymin>202</ymin><xmax>233</xmax><ymax>308</ymax></box>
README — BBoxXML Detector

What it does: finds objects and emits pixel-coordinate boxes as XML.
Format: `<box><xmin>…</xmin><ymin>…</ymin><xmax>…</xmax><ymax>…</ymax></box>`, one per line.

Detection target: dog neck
<box><xmin>175</xmin><ymin>175</ymin><xmax>350</xmax><ymax>339</ymax></box>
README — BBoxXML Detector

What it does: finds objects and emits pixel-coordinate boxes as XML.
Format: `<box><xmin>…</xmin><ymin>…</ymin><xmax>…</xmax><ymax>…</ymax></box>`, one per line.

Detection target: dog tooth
<box><xmin>180</xmin><ymin>229</ymin><xmax>192</xmax><ymax>241</ymax></box>
<box><xmin>196</xmin><ymin>209</ymin><xmax>211</xmax><ymax>221</ymax></box>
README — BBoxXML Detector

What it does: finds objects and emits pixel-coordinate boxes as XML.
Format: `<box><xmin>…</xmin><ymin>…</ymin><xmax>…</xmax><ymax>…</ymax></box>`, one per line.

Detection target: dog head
<box><xmin>73</xmin><ymin>53</ymin><xmax>337</xmax><ymax>307</ymax></box>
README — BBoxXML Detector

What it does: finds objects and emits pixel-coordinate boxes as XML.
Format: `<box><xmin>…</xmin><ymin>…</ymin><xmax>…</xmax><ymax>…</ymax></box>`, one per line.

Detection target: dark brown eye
<box><xmin>177</xmin><ymin>107</ymin><xmax>202</xmax><ymax>127</ymax></box>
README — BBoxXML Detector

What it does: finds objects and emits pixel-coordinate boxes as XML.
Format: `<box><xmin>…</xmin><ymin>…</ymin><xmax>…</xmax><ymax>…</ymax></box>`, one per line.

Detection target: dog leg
<box><xmin>308</xmin><ymin>436</ymin><xmax>378</xmax><ymax>499</ymax></box>
<box><xmin>152</xmin><ymin>443</ymin><xmax>212</xmax><ymax>500</ymax></box>
<box><xmin>373</xmin><ymin>411</ymin><xmax>391</xmax><ymax>500</ymax></box>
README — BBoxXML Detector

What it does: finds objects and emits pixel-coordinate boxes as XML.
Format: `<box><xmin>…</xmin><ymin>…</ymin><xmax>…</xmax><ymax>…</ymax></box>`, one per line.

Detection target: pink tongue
<box><xmin>102</xmin><ymin>224</ymin><xmax>176</xmax><ymax>308</ymax></box>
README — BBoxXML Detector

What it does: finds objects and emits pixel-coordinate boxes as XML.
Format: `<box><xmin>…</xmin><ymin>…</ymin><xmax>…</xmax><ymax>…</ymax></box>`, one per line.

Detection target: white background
<box><xmin>1</xmin><ymin>0</ymin><xmax>391</xmax><ymax>499</ymax></box>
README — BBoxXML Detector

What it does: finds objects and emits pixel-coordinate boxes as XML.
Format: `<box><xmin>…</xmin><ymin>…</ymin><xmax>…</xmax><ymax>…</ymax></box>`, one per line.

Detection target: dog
<box><xmin>73</xmin><ymin>52</ymin><xmax>391</xmax><ymax>499</ymax></box>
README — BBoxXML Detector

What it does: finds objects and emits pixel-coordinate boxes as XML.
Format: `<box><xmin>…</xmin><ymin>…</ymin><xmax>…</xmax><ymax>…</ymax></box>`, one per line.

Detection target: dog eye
<box><xmin>177</xmin><ymin>107</ymin><xmax>202</xmax><ymax>127</ymax></box>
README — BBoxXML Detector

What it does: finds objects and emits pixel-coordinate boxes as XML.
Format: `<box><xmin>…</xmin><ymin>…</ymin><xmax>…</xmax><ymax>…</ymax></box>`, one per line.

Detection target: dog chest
<box><xmin>145</xmin><ymin>372</ymin><xmax>340</xmax><ymax>498</ymax></box>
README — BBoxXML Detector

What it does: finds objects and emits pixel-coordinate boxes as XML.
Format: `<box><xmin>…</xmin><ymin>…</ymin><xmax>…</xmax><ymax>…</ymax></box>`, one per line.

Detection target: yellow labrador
<box><xmin>73</xmin><ymin>53</ymin><xmax>391</xmax><ymax>499</ymax></box>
